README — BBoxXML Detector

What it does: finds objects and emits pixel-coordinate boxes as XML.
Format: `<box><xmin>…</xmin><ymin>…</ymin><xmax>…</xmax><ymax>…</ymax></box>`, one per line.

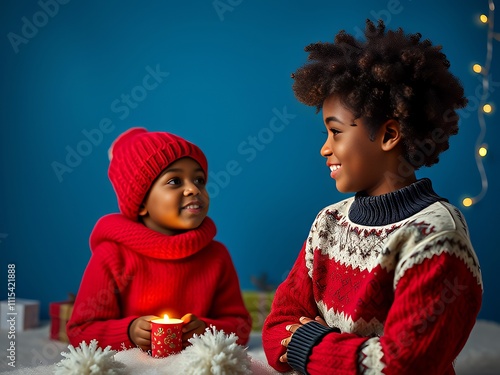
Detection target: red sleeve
<box><xmin>66</xmin><ymin>244</ymin><xmax>137</xmax><ymax>350</ymax></box>
<box><xmin>306</xmin><ymin>254</ymin><xmax>481</xmax><ymax>374</ymax></box>
<box><xmin>199</xmin><ymin>243</ymin><xmax>252</xmax><ymax>345</ymax></box>
<box><xmin>264</xmin><ymin>238</ymin><xmax>482</xmax><ymax>374</ymax></box>
<box><xmin>262</xmin><ymin>242</ymin><xmax>320</xmax><ymax>372</ymax></box>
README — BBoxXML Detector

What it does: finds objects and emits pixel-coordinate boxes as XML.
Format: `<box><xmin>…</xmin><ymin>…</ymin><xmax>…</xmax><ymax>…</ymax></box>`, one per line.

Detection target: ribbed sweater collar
<box><xmin>89</xmin><ymin>214</ymin><xmax>216</xmax><ymax>260</ymax></box>
<box><xmin>348</xmin><ymin>178</ymin><xmax>447</xmax><ymax>226</ymax></box>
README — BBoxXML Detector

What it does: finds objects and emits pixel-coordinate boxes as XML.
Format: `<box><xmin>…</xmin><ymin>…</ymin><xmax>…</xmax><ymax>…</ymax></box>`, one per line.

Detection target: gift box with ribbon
<box><xmin>49</xmin><ymin>294</ymin><xmax>75</xmax><ymax>342</ymax></box>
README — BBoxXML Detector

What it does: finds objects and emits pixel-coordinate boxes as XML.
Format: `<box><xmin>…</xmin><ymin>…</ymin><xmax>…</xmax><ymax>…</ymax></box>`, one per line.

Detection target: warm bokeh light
<box><xmin>462</xmin><ymin>197</ymin><xmax>473</xmax><ymax>207</ymax></box>
<box><xmin>483</xmin><ymin>103</ymin><xmax>493</xmax><ymax>113</ymax></box>
<box><xmin>480</xmin><ymin>14</ymin><xmax>488</xmax><ymax>23</ymax></box>
<box><xmin>479</xmin><ymin>146</ymin><xmax>488</xmax><ymax>157</ymax></box>
<box><xmin>472</xmin><ymin>63</ymin><xmax>483</xmax><ymax>73</ymax></box>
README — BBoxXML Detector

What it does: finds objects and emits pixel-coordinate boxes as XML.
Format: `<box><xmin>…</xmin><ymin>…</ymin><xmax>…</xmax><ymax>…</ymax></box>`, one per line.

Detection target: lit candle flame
<box><xmin>163</xmin><ymin>314</ymin><xmax>169</xmax><ymax>321</ymax></box>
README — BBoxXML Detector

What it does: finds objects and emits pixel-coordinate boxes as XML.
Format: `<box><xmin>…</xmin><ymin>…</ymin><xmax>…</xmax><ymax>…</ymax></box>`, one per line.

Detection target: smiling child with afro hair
<box><xmin>263</xmin><ymin>19</ymin><xmax>482</xmax><ymax>375</ymax></box>
<box><xmin>291</xmin><ymin>19</ymin><xmax>468</xmax><ymax>168</ymax></box>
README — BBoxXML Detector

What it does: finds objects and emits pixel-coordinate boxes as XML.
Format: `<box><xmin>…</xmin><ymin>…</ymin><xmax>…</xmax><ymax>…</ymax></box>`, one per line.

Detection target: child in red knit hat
<box><xmin>67</xmin><ymin>127</ymin><xmax>251</xmax><ymax>351</ymax></box>
<box><xmin>262</xmin><ymin>20</ymin><xmax>482</xmax><ymax>374</ymax></box>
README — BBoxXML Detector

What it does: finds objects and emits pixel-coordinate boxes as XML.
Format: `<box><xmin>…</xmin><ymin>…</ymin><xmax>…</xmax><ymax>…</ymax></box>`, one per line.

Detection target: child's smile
<box><xmin>181</xmin><ymin>199</ymin><xmax>206</xmax><ymax>215</ymax></box>
<box><xmin>329</xmin><ymin>164</ymin><xmax>341</xmax><ymax>179</ymax></box>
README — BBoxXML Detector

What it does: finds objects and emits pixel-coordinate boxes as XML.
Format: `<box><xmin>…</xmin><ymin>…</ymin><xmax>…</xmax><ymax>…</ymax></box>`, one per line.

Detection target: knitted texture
<box><xmin>108</xmin><ymin>127</ymin><xmax>208</xmax><ymax>220</ymax></box>
<box><xmin>262</xmin><ymin>179</ymin><xmax>482</xmax><ymax>375</ymax></box>
<box><xmin>349</xmin><ymin>178</ymin><xmax>446</xmax><ymax>226</ymax></box>
<box><xmin>287</xmin><ymin>321</ymin><xmax>335</xmax><ymax>374</ymax></box>
<box><xmin>67</xmin><ymin>214</ymin><xmax>252</xmax><ymax>350</ymax></box>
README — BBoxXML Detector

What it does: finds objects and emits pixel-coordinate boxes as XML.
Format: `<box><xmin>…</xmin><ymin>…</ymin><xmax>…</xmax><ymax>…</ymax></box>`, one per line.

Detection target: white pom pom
<box><xmin>54</xmin><ymin>339</ymin><xmax>128</xmax><ymax>375</ymax></box>
<box><xmin>178</xmin><ymin>326</ymin><xmax>251</xmax><ymax>375</ymax></box>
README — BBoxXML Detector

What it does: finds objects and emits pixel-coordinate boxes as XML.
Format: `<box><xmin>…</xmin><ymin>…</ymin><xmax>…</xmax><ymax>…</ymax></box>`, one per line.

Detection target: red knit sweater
<box><xmin>67</xmin><ymin>214</ymin><xmax>251</xmax><ymax>350</ymax></box>
<box><xmin>263</xmin><ymin>179</ymin><xmax>482</xmax><ymax>374</ymax></box>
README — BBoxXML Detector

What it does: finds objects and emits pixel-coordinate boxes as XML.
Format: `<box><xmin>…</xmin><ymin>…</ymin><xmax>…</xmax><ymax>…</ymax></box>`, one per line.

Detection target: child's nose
<box><xmin>320</xmin><ymin>141</ymin><xmax>332</xmax><ymax>157</ymax></box>
<box><xmin>183</xmin><ymin>182</ymin><xmax>200</xmax><ymax>195</ymax></box>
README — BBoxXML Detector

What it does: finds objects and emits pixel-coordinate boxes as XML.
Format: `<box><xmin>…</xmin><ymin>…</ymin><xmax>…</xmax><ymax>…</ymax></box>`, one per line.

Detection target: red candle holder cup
<box><xmin>151</xmin><ymin>315</ymin><xmax>184</xmax><ymax>358</ymax></box>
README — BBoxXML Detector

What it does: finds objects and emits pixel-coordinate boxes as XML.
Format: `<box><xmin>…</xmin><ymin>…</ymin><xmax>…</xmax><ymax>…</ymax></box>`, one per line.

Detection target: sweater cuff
<box><xmin>287</xmin><ymin>321</ymin><xmax>336</xmax><ymax>374</ymax></box>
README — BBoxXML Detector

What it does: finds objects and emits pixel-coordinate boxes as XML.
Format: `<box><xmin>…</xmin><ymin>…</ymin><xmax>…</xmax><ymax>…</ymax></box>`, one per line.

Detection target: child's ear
<box><xmin>138</xmin><ymin>204</ymin><xmax>148</xmax><ymax>217</ymax></box>
<box><xmin>381</xmin><ymin>119</ymin><xmax>401</xmax><ymax>151</ymax></box>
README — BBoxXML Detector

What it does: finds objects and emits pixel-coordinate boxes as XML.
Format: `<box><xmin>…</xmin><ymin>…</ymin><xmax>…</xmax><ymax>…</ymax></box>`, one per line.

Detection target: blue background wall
<box><xmin>1</xmin><ymin>0</ymin><xmax>499</xmax><ymax>323</ymax></box>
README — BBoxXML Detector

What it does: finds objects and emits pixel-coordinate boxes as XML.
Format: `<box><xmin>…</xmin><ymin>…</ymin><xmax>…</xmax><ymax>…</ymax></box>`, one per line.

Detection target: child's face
<box><xmin>320</xmin><ymin>94</ymin><xmax>396</xmax><ymax>196</ymax></box>
<box><xmin>139</xmin><ymin>157</ymin><xmax>209</xmax><ymax>235</ymax></box>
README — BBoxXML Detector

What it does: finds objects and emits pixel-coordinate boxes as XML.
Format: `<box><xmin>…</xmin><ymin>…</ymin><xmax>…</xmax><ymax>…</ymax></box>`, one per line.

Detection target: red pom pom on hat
<box><xmin>108</xmin><ymin>127</ymin><xmax>208</xmax><ymax>220</ymax></box>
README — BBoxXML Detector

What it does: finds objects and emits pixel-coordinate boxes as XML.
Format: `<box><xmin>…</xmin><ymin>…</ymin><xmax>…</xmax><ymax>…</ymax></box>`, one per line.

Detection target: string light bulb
<box><xmin>463</xmin><ymin>0</ymin><xmax>495</xmax><ymax>207</ymax></box>
<box><xmin>478</xmin><ymin>146</ymin><xmax>488</xmax><ymax>157</ymax></box>
<box><xmin>482</xmin><ymin>103</ymin><xmax>493</xmax><ymax>112</ymax></box>
<box><xmin>462</xmin><ymin>197</ymin><xmax>473</xmax><ymax>207</ymax></box>
<box><xmin>473</xmin><ymin>63</ymin><xmax>483</xmax><ymax>73</ymax></box>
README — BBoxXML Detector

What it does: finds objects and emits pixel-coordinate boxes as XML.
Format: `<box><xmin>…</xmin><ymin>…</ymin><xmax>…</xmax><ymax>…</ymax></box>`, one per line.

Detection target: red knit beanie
<box><xmin>108</xmin><ymin>127</ymin><xmax>208</xmax><ymax>221</ymax></box>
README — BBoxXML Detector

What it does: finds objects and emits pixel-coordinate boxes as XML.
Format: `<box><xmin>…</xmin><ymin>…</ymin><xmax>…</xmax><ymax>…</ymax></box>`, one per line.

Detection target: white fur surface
<box><xmin>0</xmin><ymin>327</ymin><xmax>285</xmax><ymax>375</ymax></box>
<box><xmin>0</xmin><ymin>348</ymin><xmax>282</xmax><ymax>375</ymax></box>
<box><xmin>2</xmin><ymin>320</ymin><xmax>499</xmax><ymax>374</ymax></box>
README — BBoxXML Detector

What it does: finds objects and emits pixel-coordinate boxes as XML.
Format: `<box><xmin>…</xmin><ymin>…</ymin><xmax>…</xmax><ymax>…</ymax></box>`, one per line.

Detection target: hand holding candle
<box><xmin>181</xmin><ymin>313</ymin><xmax>207</xmax><ymax>348</ymax></box>
<box><xmin>151</xmin><ymin>314</ymin><xmax>184</xmax><ymax>358</ymax></box>
<box><xmin>129</xmin><ymin>315</ymin><xmax>159</xmax><ymax>351</ymax></box>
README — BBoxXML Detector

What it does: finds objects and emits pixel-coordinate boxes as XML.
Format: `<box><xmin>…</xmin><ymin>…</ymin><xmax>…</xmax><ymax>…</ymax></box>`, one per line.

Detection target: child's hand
<box><xmin>279</xmin><ymin>316</ymin><xmax>328</xmax><ymax>363</ymax></box>
<box><xmin>129</xmin><ymin>315</ymin><xmax>159</xmax><ymax>351</ymax></box>
<box><xmin>181</xmin><ymin>313</ymin><xmax>207</xmax><ymax>347</ymax></box>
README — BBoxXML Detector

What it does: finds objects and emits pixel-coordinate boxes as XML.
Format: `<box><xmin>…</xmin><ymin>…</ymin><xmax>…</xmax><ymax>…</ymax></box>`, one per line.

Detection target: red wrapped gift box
<box><xmin>49</xmin><ymin>297</ymin><xmax>74</xmax><ymax>342</ymax></box>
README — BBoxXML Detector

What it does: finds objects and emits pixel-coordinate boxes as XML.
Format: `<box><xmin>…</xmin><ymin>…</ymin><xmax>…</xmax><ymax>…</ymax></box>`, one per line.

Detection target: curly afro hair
<box><xmin>291</xmin><ymin>19</ymin><xmax>468</xmax><ymax>168</ymax></box>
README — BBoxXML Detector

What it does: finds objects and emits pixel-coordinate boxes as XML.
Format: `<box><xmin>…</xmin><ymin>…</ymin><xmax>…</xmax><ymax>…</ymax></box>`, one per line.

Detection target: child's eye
<box><xmin>167</xmin><ymin>177</ymin><xmax>181</xmax><ymax>185</ymax></box>
<box><xmin>194</xmin><ymin>177</ymin><xmax>206</xmax><ymax>186</ymax></box>
<box><xmin>323</xmin><ymin>129</ymin><xmax>340</xmax><ymax>136</ymax></box>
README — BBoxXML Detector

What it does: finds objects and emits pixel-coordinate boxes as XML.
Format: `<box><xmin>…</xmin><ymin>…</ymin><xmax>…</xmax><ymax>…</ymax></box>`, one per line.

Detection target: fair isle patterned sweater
<box><xmin>262</xmin><ymin>179</ymin><xmax>482</xmax><ymax>375</ymax></box>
